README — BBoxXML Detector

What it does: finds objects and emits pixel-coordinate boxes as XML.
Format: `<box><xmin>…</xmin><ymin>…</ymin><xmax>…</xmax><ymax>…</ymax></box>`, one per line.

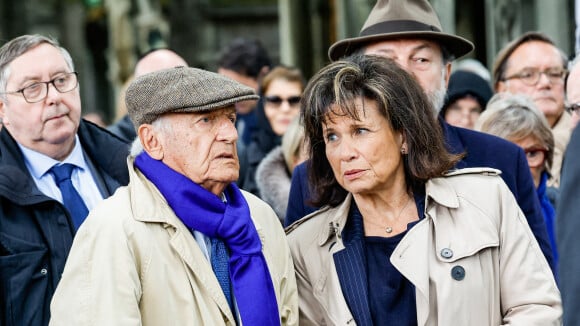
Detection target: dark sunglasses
<box><xmin>264</xmin><ymin>95</ymin><xmax>301</xmax><ymax>107</ymax></box>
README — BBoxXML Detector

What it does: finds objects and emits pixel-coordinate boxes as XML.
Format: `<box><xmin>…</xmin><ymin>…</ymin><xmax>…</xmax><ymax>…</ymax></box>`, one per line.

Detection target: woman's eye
<box><xmin>325</xmin><ymin>133</ymin><xmax>337</xmax><ymax>142</ymax></box>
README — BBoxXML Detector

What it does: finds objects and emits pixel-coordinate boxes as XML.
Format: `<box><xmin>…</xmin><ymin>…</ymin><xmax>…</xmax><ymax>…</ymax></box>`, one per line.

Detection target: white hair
<box><xmin>427</xmin><ymin>66</ymin><xmax>448</xmax><ymax>114</ymax></box>
<box><xmin>130</xmin><ymin>115</ymin><xmax>172</xmax><ymax>157</ymax></box>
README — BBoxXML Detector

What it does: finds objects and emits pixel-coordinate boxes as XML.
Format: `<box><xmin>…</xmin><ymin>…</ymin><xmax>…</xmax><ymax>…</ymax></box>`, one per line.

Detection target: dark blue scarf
<box><xmin>134</xmin><ymin>152</ymin><xmax>280</xmax><ymax>325</ymax></box>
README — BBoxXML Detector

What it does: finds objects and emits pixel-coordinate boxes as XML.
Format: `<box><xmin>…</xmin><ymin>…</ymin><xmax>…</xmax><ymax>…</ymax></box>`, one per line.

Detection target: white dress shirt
<box><xmin>19</xmin><ymin>135</ymin><xmax>104</xmax><ymax>210</ymax></box>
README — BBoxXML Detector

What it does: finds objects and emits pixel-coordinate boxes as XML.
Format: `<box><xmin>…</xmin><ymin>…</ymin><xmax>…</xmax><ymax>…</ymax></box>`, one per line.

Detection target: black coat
<box><xmin>107</xmin><ymin>114</ymin><xmax>137</xmax><ymax>143</ymax></box>
<box><xmin>0</xmin><ymin>120</ymin><xmax>130</xmax><ymax>326</ymax></box>
<box><xmin>557</xmin><ymin>125</ymin><xmax>580</xmax><ymax>326</ymax></box>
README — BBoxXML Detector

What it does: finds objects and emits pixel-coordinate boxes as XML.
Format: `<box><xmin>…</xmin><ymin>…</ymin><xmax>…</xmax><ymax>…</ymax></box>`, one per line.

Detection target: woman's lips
<box><xmin>344</xmin><ymin>169</ymin><xmax>365</xmax><ymax>180</ymax></box>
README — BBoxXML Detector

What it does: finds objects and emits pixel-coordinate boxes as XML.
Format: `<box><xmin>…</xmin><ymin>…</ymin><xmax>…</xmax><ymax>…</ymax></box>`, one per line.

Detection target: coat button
<box><xmin>440</xmin><ymin>248</ymin><xmax>453</xmax><ymax>259</ymax></box>
<box><xmin>40</xmin><ymin>268</ymin><xmax>48</xmax><ymax>275</ymax></box>
<box><xmin>451</xmin><ymin>265</ymin><xmax>465</xmax><ymax>281</ymax></box>
<box><xmin>57</xmin><ymin>216</ymin><xmax>68</xmax><ymax>226</ymax></box>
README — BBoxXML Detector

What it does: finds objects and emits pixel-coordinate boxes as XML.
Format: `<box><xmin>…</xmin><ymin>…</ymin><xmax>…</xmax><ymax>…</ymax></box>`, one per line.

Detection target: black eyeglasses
<box><xmin>3</xmin><ymin>72</ymin><xmax>79</xmax><ymax>103</ymax></box>
<box><xmin>502</xmin><ymin>68</ymin><xmax>567</xmax><ymax>86</ymax></box>
<box><xmin>264</xmin><ymin>95</ymin><xmax>301</xmax><ymax>107</ymax></box>
<box><xmin>566</xmin><ymin>103</ymin><xmax>580</xmax><ymax>115</ymax></box>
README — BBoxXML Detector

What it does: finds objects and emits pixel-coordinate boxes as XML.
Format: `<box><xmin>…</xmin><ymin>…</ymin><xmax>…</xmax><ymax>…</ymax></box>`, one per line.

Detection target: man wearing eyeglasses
<box><xmin>493</xmin><ymin>31</ymin><xmax>571</xmax><ymax>187</ymax></box>
<box><xmin>0</xmin><ymin>34</ymin><xmax>129</xmax><ymax>326</ymax></box>
<box><xmin>565</xmin><ymin>55</ymin><xmax>580</xmax><ymax>129</ymax></box>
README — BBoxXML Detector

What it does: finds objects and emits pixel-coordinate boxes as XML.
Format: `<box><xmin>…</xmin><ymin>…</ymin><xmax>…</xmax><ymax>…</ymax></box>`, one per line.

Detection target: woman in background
<box><xmin>240</xmin><ymin>65</ymin><xmax>305</xmax><ymax>196</ymax></box>
<box><xmin>476</xmin><ymin>93</ymin><xmax>559</xmax><ymax>277</ymax></box>
<box><xmin>256</xmin><ymin>116</ymin><xmax>308</xmax><ymax>222</ymax></box>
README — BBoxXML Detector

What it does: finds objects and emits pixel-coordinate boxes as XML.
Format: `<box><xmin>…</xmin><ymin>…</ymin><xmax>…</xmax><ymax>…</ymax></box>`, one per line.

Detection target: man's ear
<box><xmin>0</xmin><ymin>99</ymin><xmax>7</xmax><ymax>126</ymax></box>
<box><xmin>496</xmin><ymin>80</ymin><xmax>508</xmax><ymax>93</ymax></box>
<box><xmin>444</xmin><ymin>62</ymin><xmax>452</xmax><ymax>87</ymax></box>
<box><xmin>138</xmin><ymin>124</ymin><xmax>164</xmax><ymax>160</ymax></box>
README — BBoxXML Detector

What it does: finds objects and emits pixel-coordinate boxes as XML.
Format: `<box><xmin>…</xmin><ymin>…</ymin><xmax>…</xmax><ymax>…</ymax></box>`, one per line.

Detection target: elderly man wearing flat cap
<box><xmin>50</xmin><ymin>67</ymin><xmax>298</xmax><ymax>325</ymax></box>
<box><xmin>286</xmin><ymin>0</ymin><xmax>556</xmax><ymax>275</ymax></box>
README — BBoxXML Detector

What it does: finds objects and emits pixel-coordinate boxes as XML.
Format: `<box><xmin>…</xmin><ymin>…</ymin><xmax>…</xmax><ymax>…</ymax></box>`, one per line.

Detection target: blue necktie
<box><xmin>50</xmin><ymin>163</ymin><xmax>89</xmax><ymax>229</ymax></box>
<box><xmin>211</xmin><ymin>237</ymin><xmax>234</xmax><ymax>312</ymax></box>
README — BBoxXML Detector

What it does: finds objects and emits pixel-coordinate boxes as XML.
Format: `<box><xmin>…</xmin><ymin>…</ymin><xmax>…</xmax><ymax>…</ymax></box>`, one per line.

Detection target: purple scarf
<box><xmin>134</xmin><ymin>152</ymin><xmax>280</xmax><ymax>325</ymax></box>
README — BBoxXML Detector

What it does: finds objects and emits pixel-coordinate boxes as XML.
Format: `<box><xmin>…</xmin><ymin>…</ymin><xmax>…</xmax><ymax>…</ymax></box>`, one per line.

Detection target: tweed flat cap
<box><xmin>126</xmin><ymin>66</ymin><xmax>259</xmax><ymax>127</ymax></box>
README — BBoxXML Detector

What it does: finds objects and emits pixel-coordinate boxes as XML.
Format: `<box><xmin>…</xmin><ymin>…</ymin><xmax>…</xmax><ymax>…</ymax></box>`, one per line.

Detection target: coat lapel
<box><xmin>333</xmin><ymin>203</ymin><xmax>373</xmax><ymax>326</ymax></box>
<box><xmin>391</xmin><ymin>218</ymin><xmax>431</xmax><ymax>326</ymax></box>
<box><xmin>168</xmin><ymin>228</ymin><xmax>234</xmax><ymax>321</ymax></box>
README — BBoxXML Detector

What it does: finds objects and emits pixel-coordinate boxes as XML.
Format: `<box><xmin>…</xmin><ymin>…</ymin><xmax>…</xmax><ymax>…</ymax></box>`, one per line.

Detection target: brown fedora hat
<box><xmin>328</xmin><ymin>0</ymin><xmax>474</xmax><ymax>61</ymax></box>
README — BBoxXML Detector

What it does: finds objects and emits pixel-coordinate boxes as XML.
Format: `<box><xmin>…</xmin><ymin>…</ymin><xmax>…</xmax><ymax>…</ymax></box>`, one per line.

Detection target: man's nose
<box><xmin>217</xmin><ymin>118</ymin><xmax>238</xmax><ymax>142</ymax></box>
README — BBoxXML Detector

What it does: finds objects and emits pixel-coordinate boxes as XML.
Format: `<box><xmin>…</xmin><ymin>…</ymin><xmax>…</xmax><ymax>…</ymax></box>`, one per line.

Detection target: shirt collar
<box><xmin>19</xmin><ymin>135</ymin><xmax>87</xmax><ymax>178</ymax></box>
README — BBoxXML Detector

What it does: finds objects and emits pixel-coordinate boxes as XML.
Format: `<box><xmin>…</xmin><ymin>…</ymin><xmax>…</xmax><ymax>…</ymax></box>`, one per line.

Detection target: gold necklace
<box><xmin>385</xmin><ymin>196</ymin><xmax>412</xmax><ymax>233</ymax></box>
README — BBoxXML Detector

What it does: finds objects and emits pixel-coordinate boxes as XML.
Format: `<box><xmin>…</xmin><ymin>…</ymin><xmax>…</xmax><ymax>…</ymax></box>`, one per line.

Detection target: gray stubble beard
<box><xmin>427</xmin><ymin>71</ymin><xmax>447</xmax><ymax>116</ymax></box>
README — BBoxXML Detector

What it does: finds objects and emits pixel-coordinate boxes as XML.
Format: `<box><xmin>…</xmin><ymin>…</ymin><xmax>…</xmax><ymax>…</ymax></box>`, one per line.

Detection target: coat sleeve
<box><xmin>556</xmin><ymin>126</ymin><xmax>580</xmax><ymax>326</ymax></box>
<box><xmin>49</xmin><ymin>203</ymin><xmax>143</xmax><ymax>326</ymax></box>
<box><xmin>286</xmin><ymin>225</ymin><xmax>330</xmax><ymax>326</ymax></box>
<box><xmin>290</xmin><ymin>244</ymin><xmax>323</xmax><ymax>325</ymax></box>
<box><xmin>496</xmin><ymin>178</ymin><xmax>562</xmax><ymax>325</ymax></box>
<box><xmin>271</xmin><ymin>211</ymin><xmax>299</xmax><ymax>326</ymax></box>
<box><xmin>278</xmin><ymin>241</ymin><xmax>299</xmax><ymax>326</ymax></box>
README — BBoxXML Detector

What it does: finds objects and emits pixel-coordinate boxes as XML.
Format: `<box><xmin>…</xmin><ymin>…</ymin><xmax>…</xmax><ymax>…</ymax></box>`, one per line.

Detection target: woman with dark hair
<box><xmin>286</xmin><ymin>55</ymin><xmax>561</xmax><ymax>325</ymax></box>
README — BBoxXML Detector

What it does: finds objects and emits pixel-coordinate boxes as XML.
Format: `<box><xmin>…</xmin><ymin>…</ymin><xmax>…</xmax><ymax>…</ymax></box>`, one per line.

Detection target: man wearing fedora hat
<box><xmin>50</xmin><ymin>67</ymin><xmax>298</xmax><ymax>325</ymax></box>
<box><xmin>286</xmin><ymin>0</ymin><xmax>555</xmax><ymax>274</ymax></box>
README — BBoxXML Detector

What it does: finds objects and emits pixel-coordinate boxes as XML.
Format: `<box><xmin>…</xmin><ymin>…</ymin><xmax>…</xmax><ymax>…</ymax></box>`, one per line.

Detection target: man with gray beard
<box><xmin>285</xmin><ymin>0</ymin><xmax>554</xmax><ymax>275</ymax></box>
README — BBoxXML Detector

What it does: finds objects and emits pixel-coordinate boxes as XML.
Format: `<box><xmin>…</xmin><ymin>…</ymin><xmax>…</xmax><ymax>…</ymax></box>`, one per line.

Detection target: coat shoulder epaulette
<box><xmin>443</xmin><ymin>167</ymin><xmax>502</xmax><ymax>178</ymax></box>
<box><xmin>284</xmin><ymin>205</ymin><xmax>331</xmax><ymax>235</ymax></box>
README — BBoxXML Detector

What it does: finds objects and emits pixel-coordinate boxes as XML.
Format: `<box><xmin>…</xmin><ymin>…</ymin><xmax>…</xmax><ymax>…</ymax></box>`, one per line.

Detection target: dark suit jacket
<box><xmin>107</xmin><ymin>114</ymin><xmax>136</xmax><ymax>143</ymax></box>
<box><xmin>0</xmin><ymin>120</ymin><xmax>130</xmax><ymax>326</ymax></box>
<box><xmin>557</xmin><ymin>125</ymin><xmax>580</xmax><ymax>326</ymax></box>
<box><xmin>285</xmin><ymin>122</ymin><xmax>554</xmax><ymax>272</ymax></box>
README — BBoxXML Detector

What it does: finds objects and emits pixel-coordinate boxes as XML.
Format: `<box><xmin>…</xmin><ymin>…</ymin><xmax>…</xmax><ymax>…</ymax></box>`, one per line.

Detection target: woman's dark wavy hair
<box><xmin>302</xmin><ymin>54</ymin><xmax>463</xmax><ymax>207</ymax></box>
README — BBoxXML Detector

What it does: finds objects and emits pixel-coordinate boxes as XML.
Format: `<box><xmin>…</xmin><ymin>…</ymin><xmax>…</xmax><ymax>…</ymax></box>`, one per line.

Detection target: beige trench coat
<box><xmin>50</xmin><ymin>160</ymin><xmax>298</xmax><ymax>325</ymax></box>
<box><xmin>287</xmin><ymin>168</ymin><xmax>561</xmax><ymax>326</ymax></box>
